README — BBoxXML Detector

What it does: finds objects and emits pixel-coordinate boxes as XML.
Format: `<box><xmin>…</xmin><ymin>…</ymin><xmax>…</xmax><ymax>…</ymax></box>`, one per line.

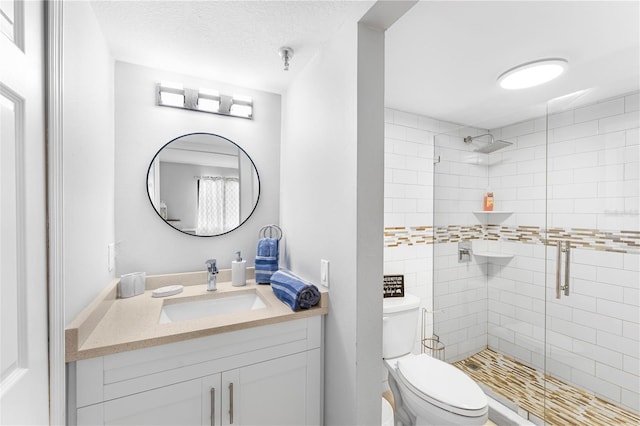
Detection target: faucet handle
<box><xmin>206</xmin><ymin>259</ymin><xmax>218</xmax><ymax>273</ymax></box>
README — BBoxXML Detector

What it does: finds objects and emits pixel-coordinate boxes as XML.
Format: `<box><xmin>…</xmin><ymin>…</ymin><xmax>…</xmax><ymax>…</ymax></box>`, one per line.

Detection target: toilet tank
<box><xmin>382</xmin><ymin>293</ymin><xmax>421</xmax><ymax>358</ymax></box>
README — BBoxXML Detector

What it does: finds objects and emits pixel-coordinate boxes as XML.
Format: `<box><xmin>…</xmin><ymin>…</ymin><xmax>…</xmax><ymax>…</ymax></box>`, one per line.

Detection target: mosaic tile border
<box><xmin>384</xmin><ymin>225</ymin><xmax>640</xmax><ymax>254</ymax></box>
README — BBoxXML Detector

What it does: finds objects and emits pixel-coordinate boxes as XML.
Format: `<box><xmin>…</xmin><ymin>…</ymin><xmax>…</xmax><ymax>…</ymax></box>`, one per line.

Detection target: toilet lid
<box><xmin>397</xmin><ymin>354</ymin><xmax>487</xmax><ymax>416</ymax></box>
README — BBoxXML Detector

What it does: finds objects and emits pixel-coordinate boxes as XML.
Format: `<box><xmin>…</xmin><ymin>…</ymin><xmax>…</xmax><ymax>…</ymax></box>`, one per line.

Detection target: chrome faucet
<box><xmin>206</xmin><ymin>259</ymin><xmax>218</xmax><ymax>291</ymax></box>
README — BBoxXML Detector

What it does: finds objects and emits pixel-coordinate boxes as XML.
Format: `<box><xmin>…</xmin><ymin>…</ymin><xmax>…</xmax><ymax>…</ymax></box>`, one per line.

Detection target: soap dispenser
<box><xmin>232</xmin><ymin>251</ymin><xmax>246</xmax><ymax>287</ymax></box>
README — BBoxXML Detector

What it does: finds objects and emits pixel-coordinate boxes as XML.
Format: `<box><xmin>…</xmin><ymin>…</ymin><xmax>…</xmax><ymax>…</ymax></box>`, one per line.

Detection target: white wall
<box><xmin>63</xmin><ymin>2</ymin><xmax>115</xmax><ymax>325</ymax></box>
<box><xmin>114</xmin><ymin>62</ymin><xmax>280</xmax><ymax>275</ymax></box>
<box><xmin>281</xmin><ymin>21</ymin><xmax>384</xmax><ymax>426</ymax></box>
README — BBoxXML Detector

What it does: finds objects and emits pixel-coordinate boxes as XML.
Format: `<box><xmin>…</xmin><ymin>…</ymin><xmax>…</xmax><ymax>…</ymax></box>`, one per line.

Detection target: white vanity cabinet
<box><xmin>70</xmin><ymin>317</ymin><xmax>322</xmax><ymax>426</ymax></box>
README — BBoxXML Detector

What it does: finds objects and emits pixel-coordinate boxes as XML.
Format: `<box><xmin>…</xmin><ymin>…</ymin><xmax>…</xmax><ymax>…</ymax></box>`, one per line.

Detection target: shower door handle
<box><xmin>563</xmin><ymin>241</ymin><xmax>570</xmax><ymax>296</ymax></box>
<box><xmin>555</xmin><ymin>241</ymin><xmax>562</xmax><ymax>299</ymax></box>
<box><xmin>555</xmin><ymin>241</ymin><xmax>570</xmax><ymax>299</ymax></box>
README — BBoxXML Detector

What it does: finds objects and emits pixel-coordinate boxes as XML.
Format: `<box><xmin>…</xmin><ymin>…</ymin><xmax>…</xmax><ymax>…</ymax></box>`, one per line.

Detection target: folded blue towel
<box><xmin>270</xmin><ymin>270</ymin><xmax>321</xmax><ymax>311</ymax></box>
<box><xmin>255</xmin><ymin>238</ymin><xmax>279</xmax><ymax>284</ymax></box>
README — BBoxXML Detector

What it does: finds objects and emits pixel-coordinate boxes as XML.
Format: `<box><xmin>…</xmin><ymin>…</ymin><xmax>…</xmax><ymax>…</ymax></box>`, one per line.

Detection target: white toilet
<box><xmin>383</xmin><ymin>294</ymin><xmax>488</xmax><ymax>426</ymax></box>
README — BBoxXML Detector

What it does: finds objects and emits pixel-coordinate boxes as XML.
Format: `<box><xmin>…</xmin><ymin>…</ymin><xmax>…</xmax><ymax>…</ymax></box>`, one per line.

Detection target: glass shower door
<box><xmin>543</xmin><ymin>93</ymin><xmax>640</xmax><ymax>424</ymax></box>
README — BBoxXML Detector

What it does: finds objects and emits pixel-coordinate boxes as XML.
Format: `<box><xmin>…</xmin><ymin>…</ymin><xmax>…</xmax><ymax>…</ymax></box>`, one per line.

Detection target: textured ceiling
<box><xmin>385</xmin><ymin>1</ymin><xmax>640</xmax><ymax>129</ymax></box>
<box><xmin>90</xmin><ymin>0</ymin><xmax>373</xmax><ymax>94</ymax></box>
<box><xmin>90</xmin><ymin>1</ymin><xmax>639</xmax><ymax>129</ymax></box>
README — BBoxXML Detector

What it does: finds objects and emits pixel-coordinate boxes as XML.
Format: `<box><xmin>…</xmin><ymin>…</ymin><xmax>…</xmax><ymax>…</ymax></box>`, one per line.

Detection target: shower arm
<box><xmin>464</xmin><ymin>133</ymin><xmax>495</xmax><ymax>145</ymax></box>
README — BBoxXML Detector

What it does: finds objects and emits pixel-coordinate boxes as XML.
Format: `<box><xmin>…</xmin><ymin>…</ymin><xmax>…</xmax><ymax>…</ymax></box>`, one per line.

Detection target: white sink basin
<box><xmin>159</xmin><ymin>293</ymin><xmax>266</xmax><ymax>324</ymax></box>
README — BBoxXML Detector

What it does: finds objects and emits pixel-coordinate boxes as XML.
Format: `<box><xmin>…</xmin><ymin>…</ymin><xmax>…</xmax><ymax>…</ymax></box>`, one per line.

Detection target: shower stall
<box><xmin>429</xmin><ymin>92</ymin><xmax>640</xmax><ymax>425</ymax></box>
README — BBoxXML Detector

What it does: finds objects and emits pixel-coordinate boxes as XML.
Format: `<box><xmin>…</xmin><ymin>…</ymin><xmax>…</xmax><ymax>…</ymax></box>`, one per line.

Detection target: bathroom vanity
<box><xmin>66</xmin><ymin>270</ymin><xmax>328</xmax><ymax>426</ymax></box>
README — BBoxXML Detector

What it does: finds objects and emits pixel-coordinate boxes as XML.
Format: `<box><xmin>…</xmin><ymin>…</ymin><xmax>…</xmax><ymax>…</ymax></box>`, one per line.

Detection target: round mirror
<box><xmin>146</xmin><ymin>132</ymin><xmax>260</xmax><ymax>236</ymax></box>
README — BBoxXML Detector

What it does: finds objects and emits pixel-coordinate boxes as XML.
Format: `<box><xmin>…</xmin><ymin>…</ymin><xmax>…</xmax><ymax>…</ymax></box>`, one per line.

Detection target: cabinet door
<box><xmin>235</xmin><ymin>352</ymin><xmax>314</xmax><ymax>426</ymax></box>
<box><xmin>103</xmin><ymin>379</ymin><xmax>202</xmax><ymax>426</ymax></box>
<box><xmin>201</xmin><ymin>373</ymin><xmax>221</xmax><ymax>426</ymax></box>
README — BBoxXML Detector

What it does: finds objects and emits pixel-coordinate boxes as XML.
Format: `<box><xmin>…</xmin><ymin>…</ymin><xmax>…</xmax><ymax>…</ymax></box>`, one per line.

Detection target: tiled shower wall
<box><xmin>383</xmin><ymin>107</ymin><xmax>488</xmax><ymax>355</ymax></box>
<box><xmin>384</xmin><ymin>91</ymin><xmax>639</xmax><ymax>413</ymax></box>
<box><xmin>487</xmin><ymin>91</ymin><xmax>639</xmax><ymax>412</ymax></box>
<box><xmin>383</xmin><ymin>108</ymin><xmax>436</xmax><ymax>351</ymax></box>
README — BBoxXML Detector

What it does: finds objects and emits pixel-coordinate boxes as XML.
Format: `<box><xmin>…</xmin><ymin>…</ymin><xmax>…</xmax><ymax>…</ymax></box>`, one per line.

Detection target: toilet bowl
<box><xmin>383</xmin><ymin>294</ymin><xmax>488</xmax><ymax>425</ymax></box>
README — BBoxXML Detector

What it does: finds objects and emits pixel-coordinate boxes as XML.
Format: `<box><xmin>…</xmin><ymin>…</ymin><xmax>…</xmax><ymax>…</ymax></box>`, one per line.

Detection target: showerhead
<box><xmin>463</xmin><ymin>133</ymin><xmax>513</xmax><ymax>154</ymax></box>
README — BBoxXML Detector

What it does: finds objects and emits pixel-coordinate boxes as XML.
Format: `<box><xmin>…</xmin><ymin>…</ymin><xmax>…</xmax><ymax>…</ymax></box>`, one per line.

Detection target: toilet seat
<box><xmin>396</xmin><ymin>354</ymin><xmax>487</xmax><ymax>417</ymax></box>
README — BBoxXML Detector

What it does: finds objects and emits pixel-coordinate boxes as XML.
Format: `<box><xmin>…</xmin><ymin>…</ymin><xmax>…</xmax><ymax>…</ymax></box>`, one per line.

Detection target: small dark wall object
<box><xmin>383</xmin><ymin>275</ymin><xmax>405</xmax><ymax>298</ymax></box>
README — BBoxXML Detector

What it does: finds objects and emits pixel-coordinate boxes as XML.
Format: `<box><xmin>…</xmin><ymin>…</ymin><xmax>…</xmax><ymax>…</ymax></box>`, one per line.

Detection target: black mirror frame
<box><xmin>146</xmin><ymin>132</ymin><xmax>261</xmax><ymax>237</ymax></box>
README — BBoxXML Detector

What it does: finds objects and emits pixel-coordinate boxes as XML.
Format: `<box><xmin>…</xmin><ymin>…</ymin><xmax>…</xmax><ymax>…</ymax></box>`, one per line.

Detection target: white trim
<box><xmin>46</xmin><ymin>1</ymin><xmax>65</xmax><ymax>424</ymax></box>
<box><xmin>0</xmin><ymin>83</ymin><xmax>28</xmax><ymax>391</ymax></box>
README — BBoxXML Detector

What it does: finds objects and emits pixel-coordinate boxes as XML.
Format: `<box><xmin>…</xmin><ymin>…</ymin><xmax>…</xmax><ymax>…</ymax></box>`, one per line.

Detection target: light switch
<box><xmin>108</xmin><ymin>243</ymin><xmax>115</xmax><ymax>272</ymax></box>
<box><xmin>320</xmin><ymin>259</ymin><xmax>329</xmax><ymax>288</ymax></box>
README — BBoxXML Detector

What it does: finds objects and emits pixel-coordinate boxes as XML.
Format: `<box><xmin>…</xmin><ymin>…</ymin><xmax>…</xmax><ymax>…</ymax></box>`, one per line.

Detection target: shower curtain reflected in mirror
<box><xmin>196</xmin><ymin>177</ymin><xmax>240</xmax><ymax>235</ymax></box>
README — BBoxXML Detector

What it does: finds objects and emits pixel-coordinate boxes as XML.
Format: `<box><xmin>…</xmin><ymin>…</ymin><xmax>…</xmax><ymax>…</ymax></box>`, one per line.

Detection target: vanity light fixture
<box><xmin>229</xmin><ymin>95</ymin><xmax>253</xmax><ymax>119</ymax></box>
<box><xmin>197</xmin><ymin>88</ymin><xmax>221</xmax><ymax>113</ymax></box>
<box><xmin>158</xmin><ymin>81</ymin><xmax>185</xmax><ymax>107</ymax></box>
<box><xmin>497</xmin><ymin>58</ymin><xmax>568</xmax><ymax>90</ymax></box>
<box><xmin>156</xmin><ymin>83</ymin><xmax>253</xmax><ymax>120</ymax></box>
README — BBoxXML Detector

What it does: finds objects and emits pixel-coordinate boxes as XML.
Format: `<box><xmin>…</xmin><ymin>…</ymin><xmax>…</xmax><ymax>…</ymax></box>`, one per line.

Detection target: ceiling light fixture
<box><xmin>497</xmin><ymin>58</ymin><xmax>568</xmax><ymax>90</ymax></box>
<box><xmin>278</xmin><ymin>46</ymin><xmax>294</xmax><ymax>71</ymax></box>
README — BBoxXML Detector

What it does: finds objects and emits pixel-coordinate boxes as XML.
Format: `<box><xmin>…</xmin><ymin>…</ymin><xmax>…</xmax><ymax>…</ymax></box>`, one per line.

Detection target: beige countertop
<box><xmin>65</xmin><ymin>269</ymin><xmax>328</xmax><ymax>362</ymax></box>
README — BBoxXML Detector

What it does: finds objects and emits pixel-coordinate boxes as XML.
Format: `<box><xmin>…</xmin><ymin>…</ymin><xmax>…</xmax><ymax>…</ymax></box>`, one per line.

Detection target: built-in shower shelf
<box><xmin>473</xmin><ymin>252</ymin><xmax>514</xmax><ymax>259</ymax></box>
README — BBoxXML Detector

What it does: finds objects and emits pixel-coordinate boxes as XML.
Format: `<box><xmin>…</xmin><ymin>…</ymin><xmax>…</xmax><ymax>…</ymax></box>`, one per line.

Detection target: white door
<box><xmin>0</xmin><ymin>1</ymin><xmax>49</xmax><ymax>424</ymax></box>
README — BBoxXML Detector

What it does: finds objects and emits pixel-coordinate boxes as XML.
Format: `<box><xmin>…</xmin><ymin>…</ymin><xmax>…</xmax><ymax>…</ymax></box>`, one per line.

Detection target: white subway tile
<box><xmin>516</xmin><ymin>130</ymin><xmax>546</xmax><ymax>148</ymax></box>
<box><xmin>405</xmin><ymin>127</ymin><xmax>432</xmax><ymax>144</ymax></box>
<box><xmin>624</xmin><ymin>287</ymin><xmax>639</xmax><ymax>305</ymax></box>
<box><xmin>596</xmin><ymin>362</ymin><xmax>639</xmax><ymax>392</ymax></box>
<box><xmin>394</xmin><ymin>140</ymin><xmax>420</xmax><ymax>156</ymax></box>
<box><xmin>392</xmin><ymin>169</ymin><xmax>417</xmax><ymax>185</ymax></box>
<box><xmin>599</xmin><ymin>111</ymin><xmax>640</xmax><ymax>133</ymax></box>
<box><xmin>599</xmin><ymin>145</ymin><xmax>640</xmax><ymax>167</ymax></box>
<box><xmin>623</xmin><ymin>321</ymin><xmax>639</xmax><ymax>341</ymax></box>
<box><xmin>571</xmin><ymin>369</ymin><xmax>621</xmax><ymax>403</ymax></box>
<box><xmin>572</xmin><ymin>279</ymin><xmax>624</xmax><ymax>302</ymax></box>
<box><xmin>550</xmin><ymin>317</ymin><xmax>597</xmax><ymax>344</ymax></box>
<box><xmin>623</xmin><ymin>355</ymin><xmax>639</xmax><ymax>375</ymax></box>
<box><xmin>552</xmin><ymin>121</ymin><xmax>599</xmax><ymax>143</ymax></box>
<box><xmin>626</xmin><ymin>128</ymin><xmax>639</xmax><ymax>146</ymax></box>
<box><xmin>626</xmin><ymin>92</ymin><xmax>640</xmax><ymax>112</ymax></box>
<box><xmin>574</xmin><ymin>340</ymin><xmax>624</xmax><ymax>369</ymax></box>
<box><xmin>622</xmin><ymin>389</ymin><xmax>640</xmax><ymax>413</ymax></box>
<box><xmin>550</xmin><ymin>151</ymin><xmax>599</xmax><ymax>171</ymax></box>
<box><xmin>550</xmin><ymin>182</ymin><xmax>598</xmax><ymax>199</ymax></box>
<box><xmin>385</xmin><ymin>123</ymin><xmax>407</xmax><ymax>140</ymax></box>
<box><xmin>549</xmin><ymin>346</ymin><xmax>595</xmax><ymax>374</ymax></box>
<box><xmin>596</xmin><ymin>266</ymin><xmax>640</xmax><ymax>288</ymax></box>
<box><xmin>598</xmin><ymin>330</ymin><xmax>640</xmax><ymax>358</ymax></box>
<box><xmin>597</xmin><ymin>299</ymin><xmax>639</xmax><ymax>322</ymax></box>
<box><xmin>394</xmin><ymin>110</ymin><xmax>419</xmax><ymax>128</ymax></box>
<box><xmin>575</xmin><ymin>98</ymin><xmax>625</xmax><ymax>123</ymax></box>
<box><xmin>500</xmin><ymin>120</ymin><xmax>536</xmax><ymax>140</ymax></box>
<box><xmin>548</xmin><ymin>139</ymin><xmax>575</xmax><ymax>157</ymax></box>
<box><xmin>576</xmin><ymin>131</ymin><xmax>626</xmax><ymax>153</ymax></box>
<box><xmin>418</xmin><ymin>116</ymin><xmax>439</xmax><ymax>132</ymax></box>
<box><xmin>548</xmin><ymin>110</ymin><xmax>574</xmax><ymax>129</ymax></box>
<box><xmin>573</xmin><ymin>308</ymin><xmax>623</xmax><ymax>335</ymax></box>
<box><xmin>573</xmin><ymin>249</ymin><xmax>624</xmax><ymax>269</ymax></box>
<box><xmin>384</xmin><ymin>153</ymin><xmax>406</xmax><ymax>169</ymax></box>
<box><xmin>575</xmin><ymin>165</ymin><xmax>624</xmax><ymax>184</ymax></box>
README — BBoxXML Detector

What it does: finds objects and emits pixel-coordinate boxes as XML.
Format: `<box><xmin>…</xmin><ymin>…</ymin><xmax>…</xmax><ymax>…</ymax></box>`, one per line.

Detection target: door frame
<box><xmin>46</xmin><ymin>0</ymin><xmax>65</xmax><ymax>424</ymax></box>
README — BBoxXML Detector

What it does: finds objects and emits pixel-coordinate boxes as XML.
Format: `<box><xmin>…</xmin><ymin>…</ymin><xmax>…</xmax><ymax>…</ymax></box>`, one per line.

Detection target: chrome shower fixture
<box><xmin>278</xmin><ymin>46</ymin><xmax>294</xmax><ymax>71</ymax></box>
<box><xmin>463</xmin><ymin>133</ymin><xmax>513</xmax><ymax>154</ymax></box>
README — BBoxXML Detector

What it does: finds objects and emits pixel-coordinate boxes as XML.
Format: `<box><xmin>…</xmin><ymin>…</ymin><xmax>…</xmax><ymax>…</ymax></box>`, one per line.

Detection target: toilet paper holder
<box><xmin>421</xmin><ymin>308</ymin><xmax>445</xmax><ymax>361</ymax></box>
